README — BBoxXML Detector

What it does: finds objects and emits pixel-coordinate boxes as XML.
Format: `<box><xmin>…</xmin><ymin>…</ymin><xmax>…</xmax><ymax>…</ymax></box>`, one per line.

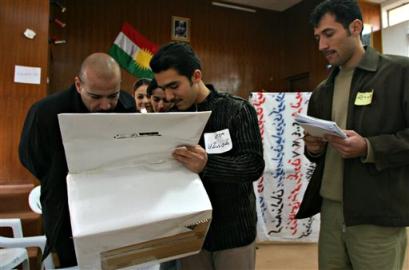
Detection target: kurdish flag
<box><xmin>109</xmin><ymin>22</ymin><xmax>158</xmax><ymax>79</ymax></box>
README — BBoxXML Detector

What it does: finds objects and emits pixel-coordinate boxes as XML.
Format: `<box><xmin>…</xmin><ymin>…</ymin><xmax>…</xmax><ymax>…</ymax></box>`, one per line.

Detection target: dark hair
<box><xmin>310</xmin><ymin>0</ymin><xmax>363</xmax><ymax>31</ymax></box>
<box><xmin>132</xmin><ymin>78</ymin><xmax>151</xmax><ymax>92</ymax></box>
<box><xmin>146</xmin><ymin>78</ymin><xmax>159</xmax><ymax>97</ymax></box>
<box><xmin>150</xmin><ymin>42</ymin><xmax>201</xmax><ymax>79</ymax></box>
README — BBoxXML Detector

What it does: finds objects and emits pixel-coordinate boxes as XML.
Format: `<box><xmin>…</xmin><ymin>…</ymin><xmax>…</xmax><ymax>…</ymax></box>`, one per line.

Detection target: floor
<box><xmin>48</xmin><ymin>231</ymin><xmax>409</xmax><ymax>270</ymax></box>
<box><xmin>255</xmin><ymin>243</ymin><xmax>318</xmax><ymax>270</ymax></box>
<box><xmin>255</xmin><ymin>230</ymin><xmax>409</xmax><ymax>270</ymax></box>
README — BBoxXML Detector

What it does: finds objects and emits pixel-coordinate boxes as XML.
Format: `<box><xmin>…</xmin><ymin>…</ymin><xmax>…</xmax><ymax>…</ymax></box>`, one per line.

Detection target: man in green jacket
<box><xmin>297</xmin><ymin>0</ymin><xmax>409</xmax><ymax>269</ymax></box>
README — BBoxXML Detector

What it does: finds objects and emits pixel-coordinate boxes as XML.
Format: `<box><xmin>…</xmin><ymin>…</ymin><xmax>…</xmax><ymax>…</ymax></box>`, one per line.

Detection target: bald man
<box><xmin>19</xmin><ymin>53</ymin><xmax>136</xmax><ymax>267</ymax></box>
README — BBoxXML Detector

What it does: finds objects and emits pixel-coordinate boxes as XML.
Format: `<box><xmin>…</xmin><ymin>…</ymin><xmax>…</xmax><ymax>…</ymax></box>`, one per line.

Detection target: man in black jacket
<box><xmin>297</xmin><ymin>0</ymin><xmax>409</xmax><ymax>269</ymax></box>
<box><xmin>150</xmin><ymin>43</ymin><xmax>264</xmax><ymax>270</ymax></box>
<box><xmin>19</xmin><ymin>53</ymin><xmax>136</xmax><ymax>267</ymax></box>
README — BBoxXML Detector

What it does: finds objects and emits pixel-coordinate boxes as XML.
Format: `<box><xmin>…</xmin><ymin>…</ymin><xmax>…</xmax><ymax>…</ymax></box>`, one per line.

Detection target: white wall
<box><xmin>381</xmin><ymin>0</ymin><xmax>408</xmax><ymax>27</ymax></box>
<box><xmin>382</xmin><ymin>21</ymin><xmax>409</xmax><ymax>56</ymax></box>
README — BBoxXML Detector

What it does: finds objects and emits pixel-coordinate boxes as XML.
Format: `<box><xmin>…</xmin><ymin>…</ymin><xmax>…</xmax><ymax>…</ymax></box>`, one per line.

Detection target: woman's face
<box><xmin>150</xmin><ymin>88</ymin><xmax>173</xmax><ymax>112</ymax></box>
<box><xmin>134</xmin><ymin>85</ymin><xmax>152</xmax><ymax>112</ymax></box>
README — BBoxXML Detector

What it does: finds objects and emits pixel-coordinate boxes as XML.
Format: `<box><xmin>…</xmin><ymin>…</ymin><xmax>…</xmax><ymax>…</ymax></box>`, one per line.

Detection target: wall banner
<box><xmin>250</xmin><ymin>92</ymin><xmax>320</xmax><ymax>242</ymax></box>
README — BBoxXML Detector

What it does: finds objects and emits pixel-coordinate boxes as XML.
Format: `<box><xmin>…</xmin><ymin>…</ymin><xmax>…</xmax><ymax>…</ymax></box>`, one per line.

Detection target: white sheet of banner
<box><xmin>250</xmin><ymin>92</ymin><xmax>320</xmax><ymax>243</ymax></box>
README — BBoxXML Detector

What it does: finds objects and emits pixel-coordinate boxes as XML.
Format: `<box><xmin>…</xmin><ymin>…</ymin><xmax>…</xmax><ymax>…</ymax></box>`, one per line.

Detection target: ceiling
<box><xmin>221</xmin><ymin>0</ymin><xmax>388</xmax><ymax>12</ymax></box>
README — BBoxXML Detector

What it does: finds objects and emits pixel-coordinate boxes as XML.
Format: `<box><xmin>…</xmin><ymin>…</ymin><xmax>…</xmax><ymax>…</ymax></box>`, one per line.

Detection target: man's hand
<box><xmin>173</xmin><ymin>145</ymin><xmax>208</xmax><ymax>173</ymax></box>
<box><xmin>304</xmin><ymin>133</ymin><xmax>327</xmax><ymax>155</ymax></box>
<box><xmin>325</xmin><ymin>130</ymin><xmax>367</xmax><ymax>158</ymax></box>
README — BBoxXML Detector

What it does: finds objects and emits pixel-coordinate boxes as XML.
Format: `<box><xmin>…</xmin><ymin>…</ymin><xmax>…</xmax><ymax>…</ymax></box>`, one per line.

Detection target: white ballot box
<box><xmin>58</xmin><ymin>112</ymin><xmax>212</xmax><ymax>270</ymax></box>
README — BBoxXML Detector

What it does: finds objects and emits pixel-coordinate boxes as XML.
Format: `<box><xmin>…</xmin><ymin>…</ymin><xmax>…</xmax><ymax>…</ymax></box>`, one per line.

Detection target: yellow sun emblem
<box><xmin>133</xmin><ymin>48</ymin><xmax>153</xmax><ymax>70</ymax></box>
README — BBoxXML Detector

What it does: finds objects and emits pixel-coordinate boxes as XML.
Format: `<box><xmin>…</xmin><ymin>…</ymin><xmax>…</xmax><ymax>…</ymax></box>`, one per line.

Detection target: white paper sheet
<box><xmin>58</xmin><ymin>112</ymin><xmax>212</xmax><ymax>173</ymax></box>
<box><xmin>14</xmin><ymin>65</ymin><xmax>41</xmax><ymax>84</ymax></box>
<box><xmin>294</xmin><ymin>113</ymin><xmax>347</xmax><ymax>139</ymax></box>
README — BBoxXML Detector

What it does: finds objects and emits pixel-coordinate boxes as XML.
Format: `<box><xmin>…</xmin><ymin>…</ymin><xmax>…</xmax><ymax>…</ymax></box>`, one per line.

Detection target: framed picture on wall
<box><xmin>171</xmin><ymin>16</ymin><xmax>190</xmax><ymax>42</ymax></box>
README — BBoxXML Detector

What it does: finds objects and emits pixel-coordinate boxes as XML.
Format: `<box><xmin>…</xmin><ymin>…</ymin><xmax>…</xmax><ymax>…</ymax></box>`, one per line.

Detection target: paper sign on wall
<box><xmin>14</xmin><ymin>65</ymin><xmax>41</xmax><ymax>85</ymax></box>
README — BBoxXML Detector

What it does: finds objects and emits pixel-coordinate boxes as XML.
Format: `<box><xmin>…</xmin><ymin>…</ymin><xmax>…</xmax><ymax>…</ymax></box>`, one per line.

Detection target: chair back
<box><xmin>28</xmin><ymin>185</ymin><xmax>42</xmax><ymax>214</ymax></box>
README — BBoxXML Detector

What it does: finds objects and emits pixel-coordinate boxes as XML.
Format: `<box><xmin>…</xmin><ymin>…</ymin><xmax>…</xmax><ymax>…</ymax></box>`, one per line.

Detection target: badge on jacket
<box><xmin>354</xmin><ymin>89</ymin><xmax>374</xmax><ymax>106</ymax></box>
<box><xmin>204</xmin><ymin>129</ymin><xmax>233</xmax><ymax>154</ymax></box>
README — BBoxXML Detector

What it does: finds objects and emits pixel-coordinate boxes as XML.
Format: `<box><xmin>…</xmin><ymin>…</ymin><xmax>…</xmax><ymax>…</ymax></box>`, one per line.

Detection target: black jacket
<box><xmin>296</xmin><ymin>47</ymin><xmax>409</xmax><ymax>227</ymax></box>
<box><xmin>19</xmin><ymin>85</ymin><xmax>136</xmax><ymax>258</ymax></box>
<box><xmin>189</xmin><ymin>86</ymin><xmax>265</xmax><ymax>251</ymax></box>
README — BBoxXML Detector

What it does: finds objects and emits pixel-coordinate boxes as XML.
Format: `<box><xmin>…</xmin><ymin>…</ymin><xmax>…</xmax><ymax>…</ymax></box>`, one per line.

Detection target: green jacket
<box><xmin>296</xmin><ymin>47</ymin><xmax>409</xmax><ymax>227</ymax></box>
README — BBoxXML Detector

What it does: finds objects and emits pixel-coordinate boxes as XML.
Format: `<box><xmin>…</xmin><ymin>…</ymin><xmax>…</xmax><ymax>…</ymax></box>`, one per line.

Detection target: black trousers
<box><xmin>54</xmin><ymin>219</ymin><xmax>77</xmax><ymax>268</ymax></box>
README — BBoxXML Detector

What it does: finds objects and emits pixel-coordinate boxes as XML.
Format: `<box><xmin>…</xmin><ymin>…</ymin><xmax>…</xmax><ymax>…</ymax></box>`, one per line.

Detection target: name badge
<box><xmin>204</xmin><ymin>129</ymin><xmax>233</xmax><ymax>154</ymax></box>
<box><xmin>354</xmin><ymin>90</ymin><xmax>373</xmax><ymax>106</ymax></box>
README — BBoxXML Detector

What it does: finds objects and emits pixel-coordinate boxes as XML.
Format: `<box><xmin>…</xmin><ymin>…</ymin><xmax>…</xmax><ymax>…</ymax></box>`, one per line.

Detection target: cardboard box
<box><xmin>59</xmin><ymin>112</ymin><xmax>212</xmax><ymax>270</ymax></box>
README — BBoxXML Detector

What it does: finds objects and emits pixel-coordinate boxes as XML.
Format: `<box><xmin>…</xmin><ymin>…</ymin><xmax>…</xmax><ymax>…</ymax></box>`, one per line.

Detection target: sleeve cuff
<box><xmin>361</xmin><ymin>138</ymin><xmax>375</xmax><ymax>163</ymax></box>
<box><xmin>306</xmin><ymin>149</ymin><xmax>324</xmax><ymax>158</ymax></box>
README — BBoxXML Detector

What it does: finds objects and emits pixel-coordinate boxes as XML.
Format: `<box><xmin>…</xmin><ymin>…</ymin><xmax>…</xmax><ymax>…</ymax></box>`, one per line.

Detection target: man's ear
<box><xmin>74</xmin><ymin>76</ymin><xmax>82</xmax><ymax>94</ymax></box>
<box><xmin>191</xmin><ymin>69</ymin><xmax>202</xmax><ymax>83</ymax></box>
<box><xmin>350</xmin><ymin>19</ymin><xmax>363</xmax><ymax>36</ymax></box>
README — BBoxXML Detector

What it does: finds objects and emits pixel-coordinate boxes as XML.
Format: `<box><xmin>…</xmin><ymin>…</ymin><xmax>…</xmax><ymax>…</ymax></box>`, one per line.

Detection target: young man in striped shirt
<box><xmin>150</xmin><ymin>42</ymin><xmax>264</xmax><ymax>270</ymax></box>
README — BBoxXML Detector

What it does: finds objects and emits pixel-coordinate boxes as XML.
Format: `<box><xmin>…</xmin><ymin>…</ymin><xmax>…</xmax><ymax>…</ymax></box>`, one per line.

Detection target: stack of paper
<box><xmin>294</xmin><ymin>114</ymin><xmax>347</xmax><ymax>139</ymax></box>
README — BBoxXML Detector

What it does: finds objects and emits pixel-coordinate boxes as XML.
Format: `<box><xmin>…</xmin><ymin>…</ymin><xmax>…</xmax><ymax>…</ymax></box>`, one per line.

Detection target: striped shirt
<box><xmin>190</xmin><ymin>85</ymin><xmax>265</xmax><ymax>251</ymax></box>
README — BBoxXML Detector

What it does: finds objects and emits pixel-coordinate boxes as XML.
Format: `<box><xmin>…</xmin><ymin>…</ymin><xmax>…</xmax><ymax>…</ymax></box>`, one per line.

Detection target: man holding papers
<box><xmin>296</xmin><ymin>0</ymin><xmax>409</xmax><ymax>269</ymax></box>
<box><xmin>150</xmin><ymin>42</ymin><xmax>264</xmax><ymax>270</ymax></box>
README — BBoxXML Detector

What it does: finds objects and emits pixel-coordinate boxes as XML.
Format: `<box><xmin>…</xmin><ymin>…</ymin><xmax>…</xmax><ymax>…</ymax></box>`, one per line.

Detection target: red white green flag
<box><xmin>109</xmin><ymin>22</ymin><xmax>158</xmax><ymax>79</ymax></box>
